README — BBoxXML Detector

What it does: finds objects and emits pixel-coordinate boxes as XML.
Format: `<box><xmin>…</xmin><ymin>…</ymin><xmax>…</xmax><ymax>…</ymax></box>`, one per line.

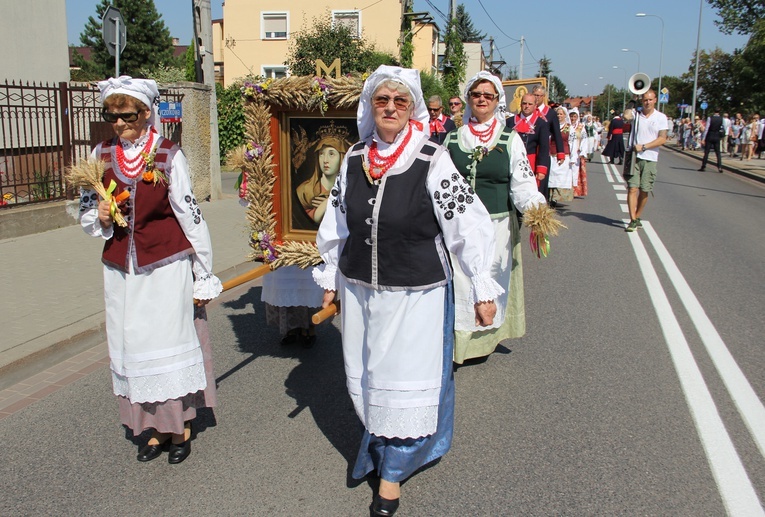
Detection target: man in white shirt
<box><xmin>625</xmin><ymin>90</ymin><xmax>669</xmax><ymax>232</ymax></box>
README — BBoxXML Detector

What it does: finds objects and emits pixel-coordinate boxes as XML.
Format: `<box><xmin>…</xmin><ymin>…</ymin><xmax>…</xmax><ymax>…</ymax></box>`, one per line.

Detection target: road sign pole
<box><xmin>114</xmin><ymin>17</ymin><xmax>120</xmax><ymax>77</ymax></box>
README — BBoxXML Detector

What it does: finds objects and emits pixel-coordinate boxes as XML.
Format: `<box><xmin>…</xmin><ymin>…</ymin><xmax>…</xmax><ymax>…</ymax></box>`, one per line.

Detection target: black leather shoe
<box><xmin>372</xmin><ymin>494</ymin><xmax>400</xmax><ymax>516</ymax></box>
<box><xmin>718</xmin><ymin>168</ymin><xmax>724</xmax><ymax>173</ymax></box>
<box><xmin>168</xmin><ymin>440</ymin><xmax>191</xmax><ymax>464</ymax></box>
<box><xmin>697</xmin><ymin>167</ymin><xmax>705</xmax><ymax>171</ymax></box>
<box><xmin>136</xmin><ymin>443</ymin><xmax>164</xmax><ymax>462</ymax></box>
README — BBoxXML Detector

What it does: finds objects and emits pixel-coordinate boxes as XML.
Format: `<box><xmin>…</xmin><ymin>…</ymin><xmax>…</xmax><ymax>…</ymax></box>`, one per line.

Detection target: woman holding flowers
<box><xmin>78</xmin><ymin>76</ymin><xmax>222</xmax><ymax>464</ymax></box>
<box><xmin>443</xmin><ymin>71</ymin><xmax>547</xmax><ymax>364</ymax></box>
<box><xmin>313</xmin><ymin>65</ymin><xmax>502</xmax><ymax>516</ymax></box>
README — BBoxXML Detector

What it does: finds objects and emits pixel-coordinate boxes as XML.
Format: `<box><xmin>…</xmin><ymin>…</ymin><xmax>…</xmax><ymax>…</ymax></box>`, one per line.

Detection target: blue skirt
<box><xmin>351</xmin><ymin>283</ymin><xmax>455</xmax><ymax>483</ymax></box>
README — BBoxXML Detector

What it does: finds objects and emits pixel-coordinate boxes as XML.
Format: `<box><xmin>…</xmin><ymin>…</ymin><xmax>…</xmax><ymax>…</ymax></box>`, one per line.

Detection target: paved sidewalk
<box><xmin>0</xmin><ymin>187</ymin><xmax>254</xmax><ymax>381</ymax></box>
<box><xmin>663</xmin><ymin>141</ymin><xmax>765</xmax><ymax>182</ymax></box>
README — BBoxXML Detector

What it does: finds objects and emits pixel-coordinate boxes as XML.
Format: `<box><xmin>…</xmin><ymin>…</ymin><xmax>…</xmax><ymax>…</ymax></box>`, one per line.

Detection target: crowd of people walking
<box><xmin>76</xmin><ymin>67</ymin><xmax>672</xmax><ymax>516</ymax></box>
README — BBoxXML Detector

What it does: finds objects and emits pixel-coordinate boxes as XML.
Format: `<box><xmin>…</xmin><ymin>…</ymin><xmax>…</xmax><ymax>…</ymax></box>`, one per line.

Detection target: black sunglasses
<box><xmin>469</xmin><ymin>91</ymin><xmax>497</xmax><ymax>101</ymax></box>
<box><xmin>102</xmin><ymin>110</ymin><xmax>142</xmax><ymax>123</ymax></box>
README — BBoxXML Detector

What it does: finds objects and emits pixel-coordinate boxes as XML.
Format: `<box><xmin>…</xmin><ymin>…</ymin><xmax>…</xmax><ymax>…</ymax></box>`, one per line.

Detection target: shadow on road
<box><xmin>220</xmin><ymin>285</ymin><xmax>362</xmax><ymax>487</ymax></box>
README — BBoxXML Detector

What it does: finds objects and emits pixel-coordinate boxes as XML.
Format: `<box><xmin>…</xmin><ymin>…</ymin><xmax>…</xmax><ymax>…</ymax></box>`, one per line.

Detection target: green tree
<box><xmin>455</xmin><ymin>4</ymin><xmax>485</xmax><ymax>43</ymax></box>
<box><xmin>684</xmin><ymin>47</ymin><xmax>737</xmax><ymax>113</ymax></box>
<box><xmin>732</xmin><ymin>18</ymin><xmax>765</xmax><ymax>111</ymax></box>
<box><xmin>535</xmin><ymin>56</ymin><xmax>568</xmax><ymax>103</ymax></box>
<box><xmin>285</xmin><ymin>15</ymin><xmax>397</xmax><ymax>76</ymax></box>
<box><xmin>706</xmin><ymin>0</ymin><xmax>765</xmax><ymax>35</ymax></box>
<box><xmin>419</xmin><ymin>71</ymin><xmax>450</xmax><ymax>106</ymax></box>
<box><xmin>650</xmin><ymin>75</ymin><xmax>693</xmax><ymax>118</ymax></box>
<box><xmin>77</xmin><ymin>0</ymin><xmax>177</xmax><ymax>79</ymax></box>
<box><xmin>184</xmin><ymin>43</ymin><xmax>197</xmax><ymax>82</ymax></box>
<box><xmin>216</xmin><ymin>81</ymin><xmax>246</xmax><ymax>165</ymax></box>
<box><xmin>442</xmin><ymin>19</ymin><xmax>467</xmax><ymax>97</ymax></box>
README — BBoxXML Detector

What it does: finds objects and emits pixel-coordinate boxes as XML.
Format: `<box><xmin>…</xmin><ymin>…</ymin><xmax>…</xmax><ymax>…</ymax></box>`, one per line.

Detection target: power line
<box><xmin>424</xmin><ymin>0</ymin><xmax>449</xmax><ymax>23</ymax></box>
<box><xmin>475</xmin><ymin>0</ymin><xmax>520</xmax><ymax>42</ymax></box>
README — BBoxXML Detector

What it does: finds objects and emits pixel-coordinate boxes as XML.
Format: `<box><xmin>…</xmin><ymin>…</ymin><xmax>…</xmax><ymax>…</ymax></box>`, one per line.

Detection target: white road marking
<box><xmin>620</xmin><ymin>203</ymin><xmax>628</xmax><ymax>213</ymax></box>
<box><xmin>616</xmin><ymin>193</ymin><xmax>627</xmax><ymax>201</ymax></box>
<box><xmin>613</xmin><ymin>184</ymin><xmax>626</xmax><ymax>191</ymax></box>
<box><xmin>642</xmin><ymin>221</ymin><xmax>765</xmax><ymax>459</ymax></box>
<box><xmin>625</xmin><ymin>223</ymin><xmax>765</xmax><ymax>515</ymax></box>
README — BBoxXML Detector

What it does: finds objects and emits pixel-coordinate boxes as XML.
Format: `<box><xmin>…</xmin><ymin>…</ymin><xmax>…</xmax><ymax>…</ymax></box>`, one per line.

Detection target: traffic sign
<box><xmin>700</xmin><ymin>101</ymin><xmax>708</xmax><ymax>110</ymax></box>
<box><xmin>102</xmin><ymin>6</ymin><xmax>127</xmax><ymax>58</ymax></box>
<box><xmin>659</xmin><ymin>92</ymin><xmax>669</xmax><ymax>104</ymax></box>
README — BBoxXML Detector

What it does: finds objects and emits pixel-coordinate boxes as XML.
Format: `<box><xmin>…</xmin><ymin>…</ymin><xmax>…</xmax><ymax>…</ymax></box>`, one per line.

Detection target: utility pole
<box><xmin>193</xmin><ymin>0</ymin><xmax>222</xmax><ymax>200</ymax></box>
<box><xmin>488</xmin><ymin>37</ymin><xmax>493</xmax><ymax>73</ymax></box>
<box><xmin>519</xmin><ymin>36</ymin><xmax>524</xmax><ymax>79</ymax></box>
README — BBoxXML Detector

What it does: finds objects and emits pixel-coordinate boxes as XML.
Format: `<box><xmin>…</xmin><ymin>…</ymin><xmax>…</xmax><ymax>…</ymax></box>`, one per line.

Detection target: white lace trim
<box><xmin>312</xmin><ymin>264</ymin><xmax>337</xmax><ymax>291</ymax></box>
<box><xmin>470</xmin><ymin>272</ymin><xmax>505</xmax><ymax>303</ymax></box>
<box><xmin>350</xmin><ymin>393</ymin><xmax>438</xmax><ymax>439</ymax></box>
<box><xmin>112</xmin><ymin>362</ymin><xmax>207</xmax><ymax>404</ymax></box>
<box><xmin>193</xmin><ymin>274</ymin><xmax>223</xmax><ymax>300</ymax></box>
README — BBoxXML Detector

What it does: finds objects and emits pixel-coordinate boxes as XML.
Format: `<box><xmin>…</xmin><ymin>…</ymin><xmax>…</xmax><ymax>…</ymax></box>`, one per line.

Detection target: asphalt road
<box><xmin>2</xmin><ymin>153</ymin><xmax>764</xmax><ymax>515</ymax></box>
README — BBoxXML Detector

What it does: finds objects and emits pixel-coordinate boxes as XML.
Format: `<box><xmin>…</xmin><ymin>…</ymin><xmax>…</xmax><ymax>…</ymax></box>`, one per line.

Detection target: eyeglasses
<box><xmin>373</xmin><ymin>95</ymin><xmax>411</xmax><ymax>110</ymax></box>
<box><xmin>102</xmin><ymin>110</ymin><xmax>141</xmax><ymax>123</ymax></box>
<box><xmin>427</xmin><ymin>107</ymin><xmax>442</xmax><ymax>112</ymax></box>
<box><xmin>448</xmin><ymin>101</ymin><xmax>462</xmax><ymax>106</ymax></box>
<box><xmin>469</xmin><ymin>91</ymin><xmax>498</xmax><ymax>101</ymax></box>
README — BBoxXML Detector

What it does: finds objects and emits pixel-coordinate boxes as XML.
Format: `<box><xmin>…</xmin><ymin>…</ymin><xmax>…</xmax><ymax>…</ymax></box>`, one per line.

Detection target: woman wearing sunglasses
<box><xmin>78</xmin><ymin>76</ymin><xmax>221</xmax><ymax>464</ymax></box>
<box><xmin>314</xmin><ymin>65</ymin><xmax>502</xmax><ymax>516</ymax></box>
<box><xmin>443</xmin><ymin>71</ymin><xmax>546</xmax><ymax>365</ymax></box>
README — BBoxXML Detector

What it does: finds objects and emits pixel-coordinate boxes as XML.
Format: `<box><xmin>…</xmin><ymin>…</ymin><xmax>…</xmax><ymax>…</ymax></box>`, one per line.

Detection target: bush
<box><xmin>216</xmin><ymin>82</ymin><xmax>246</xmax><ymax>165</ymax></box>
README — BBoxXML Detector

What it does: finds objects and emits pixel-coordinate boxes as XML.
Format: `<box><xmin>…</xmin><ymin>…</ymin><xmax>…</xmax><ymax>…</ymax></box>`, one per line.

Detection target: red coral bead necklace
<box><xmin>468</xmin><ymin>118</ymin><xmax>497</xmax><ymax>143</ymax></box>
<box><xmin>366</xmin><ymin>123</ymin><xmax>414</xmax><ymax>180</ymax></box>
<box><xmin>115</xmin><ymin>130</ymin><xmax>155</xmax><ymax>179</ymax></box>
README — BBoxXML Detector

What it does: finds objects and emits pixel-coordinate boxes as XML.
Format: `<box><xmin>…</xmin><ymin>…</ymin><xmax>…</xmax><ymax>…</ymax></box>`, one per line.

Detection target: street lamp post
<box><xmin>621</xmin><ymin>48</ymin><xmax>641</xmax><ymax>73</ymax></box>
<box><xmin>691</xmin><ymin>0</ymin><xmax>703</xmax><ymax>124</ymax></box>
<box><xmin>613</xmin><ymin>65</ymin><xmax>627</xmax><ymax>113</ymax></box>
<box><xmin>636</xmin><ymin>13</ymin><xmax>665</xmax><ymax>111</ymax></box>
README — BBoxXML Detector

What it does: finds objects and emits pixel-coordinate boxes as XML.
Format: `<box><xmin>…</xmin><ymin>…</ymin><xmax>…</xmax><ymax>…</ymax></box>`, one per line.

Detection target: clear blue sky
<box><xmin>66</xmin><ymin>0</ymin><xmax>748</xmax><ymax>98</ymax></box>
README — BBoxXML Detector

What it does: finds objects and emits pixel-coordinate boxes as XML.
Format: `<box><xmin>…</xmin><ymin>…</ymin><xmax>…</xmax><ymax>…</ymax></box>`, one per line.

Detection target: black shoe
<box><xmin>168</xmin><ymin>440</ymin><xmax>191</xmax><ymax>464</ymax></box>
<box><xmin>136</xmin><ymin>443</ymin><xmax>165</xmax><ymax>462</ymax></box>
<box><xmin>280</xmin><ymin>328</ymin><xmax>302</xmax><ymax>346</ymax></box>
<box><xmin>372</xmin><ymin>495</ymin><xmax>400</xmax><ymax>516</ymax></box>
<box><xmin>697</xmin><ymin>167</ymin><xmax>705</xmax><ymax>171</ymax></box>
<box><xmin>168</xmin><ymin>422</ymin><xmax>192</xmax><ymax>464</ymax></box>
<box><xmin>718</xmin><ymin>168</ymin><xmax>724</xmax><ymax>173</ymax></box>
<box><xmin>300</xmin><ymin>331</ymin><xmax>317</xmax><ymax>349</ymax></box>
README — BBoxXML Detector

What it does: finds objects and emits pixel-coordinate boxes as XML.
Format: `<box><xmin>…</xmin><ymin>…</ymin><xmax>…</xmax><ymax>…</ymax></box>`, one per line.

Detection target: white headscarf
<box><xmin>556</xmin><ymin>106</ymin><xmax>570</xmax><ymax>127</ymax></box>
<box><xmin>462</xmin><ymin>71</ymin><xmax>506</xmax><ymax>126</ymax></box>
<box><xmin>357</xmin><ymin>65</ymin><xmax>429</xmax><ymax>141</ymax></box>
<box><xmin>98</xmin><ymin>75</ymin><xmax>161</xmax><ymax>130</ymax></box>
<box><xmin>568</xmin><ymin>107</ymin><xmax>581</xmax><ymax>127</ymax></box>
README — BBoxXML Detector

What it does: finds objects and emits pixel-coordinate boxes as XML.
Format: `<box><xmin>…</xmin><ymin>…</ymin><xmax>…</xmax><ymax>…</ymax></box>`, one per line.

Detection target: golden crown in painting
<box><xmin>315</xmin><ymin>120</ymin><xmax>350</xmax><ymax>141</ymax></box>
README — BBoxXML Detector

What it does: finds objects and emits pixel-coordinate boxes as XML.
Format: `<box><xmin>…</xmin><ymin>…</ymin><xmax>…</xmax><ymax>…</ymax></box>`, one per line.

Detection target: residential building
<box><xmin>218</xmin><ymin>0</ymin><xmax>403</xmax><ymax>86</ymax></box>
<box><xmin>1</xmin><ymin>0</ymin><xmax>69</xmax><ymax>83</ymax></box>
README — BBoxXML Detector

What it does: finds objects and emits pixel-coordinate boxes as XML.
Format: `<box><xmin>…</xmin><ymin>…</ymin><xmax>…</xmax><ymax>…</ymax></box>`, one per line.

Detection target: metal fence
<box><xmin>0</xmin><ymin>81</ymin><xmax>183</xmax><ymax>208</ymax></box>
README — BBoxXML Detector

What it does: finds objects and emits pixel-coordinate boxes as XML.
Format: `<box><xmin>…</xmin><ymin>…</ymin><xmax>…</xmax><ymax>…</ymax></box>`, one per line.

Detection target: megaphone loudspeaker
<box><xmin>629</xmin><ymin>73</ymin><xmax>651</xmax><ymax>95</ymax></box>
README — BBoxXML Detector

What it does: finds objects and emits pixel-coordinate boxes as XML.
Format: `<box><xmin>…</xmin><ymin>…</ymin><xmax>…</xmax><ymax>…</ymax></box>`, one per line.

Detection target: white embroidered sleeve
<box><xmin>508</xmin><ymin>134</ymin><xmax>547</xmax><ymax>213</ymax></box>
<box><xmin>427</xmin><ymin>148</ymin><xmax>504</xmax><ymax>303</ymax></box>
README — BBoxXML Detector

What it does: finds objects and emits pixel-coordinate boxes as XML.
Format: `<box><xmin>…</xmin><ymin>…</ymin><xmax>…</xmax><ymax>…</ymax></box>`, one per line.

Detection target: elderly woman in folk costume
<box><xmin>313</xmin><ymin>65</ymin><xmax>502</xmax><ymax>516</ymax></box>
<box><xmin>548</xmin><ymin>106</ymin><xmax>575</xmax><ymax>206</ymax></box>
<box><xmin>75</xmin><ymin>77</ymin><xmax>222</xmax><ymax>464</ymax></box>
<box><xmin>441</xmin><ymin>71</ymin><xmax>547</xmax><ymax>364</ymax></box>
<box><xmin>569</xmin><ymin>108</ymin><xmax>589</xmax><ymax>197</ymax></box>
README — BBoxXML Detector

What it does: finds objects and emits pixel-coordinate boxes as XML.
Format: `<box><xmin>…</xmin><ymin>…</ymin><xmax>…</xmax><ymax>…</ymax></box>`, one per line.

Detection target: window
<box><xmin>263</xmin><ymin>66</ymin><xmax>287</xmax><ymax>79</ymax></box>
<box><xmin>332</xmin><ymin>10</ymin><xmax>360</xmax><ymax>39</ymax></box>
<box><xmin>262</xmin><ymin>12</ymin><xmax>288</xmax><ymax>40</ymax></box>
